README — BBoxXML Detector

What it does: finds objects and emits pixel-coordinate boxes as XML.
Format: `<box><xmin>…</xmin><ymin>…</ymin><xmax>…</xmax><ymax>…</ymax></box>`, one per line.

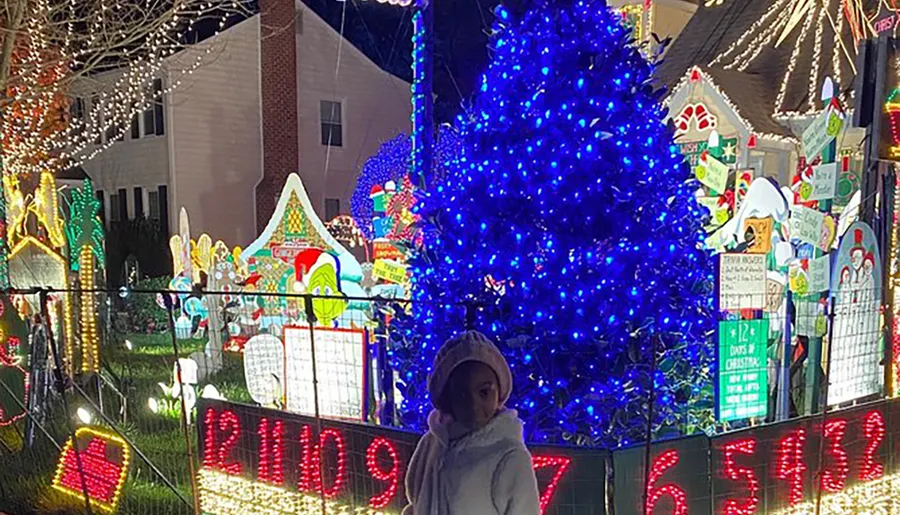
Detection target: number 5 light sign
<box><xmin>718</xmin><ymin>319</ymin><xmax>768</xmax><ymax>422</ymax></box>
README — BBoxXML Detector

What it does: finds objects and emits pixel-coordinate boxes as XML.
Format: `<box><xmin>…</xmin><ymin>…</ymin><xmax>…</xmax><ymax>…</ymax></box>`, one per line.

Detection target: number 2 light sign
<box><xmin>196</xmin><ymin>399</ymin><xmax>607</xmax><ymax>515</ymax></box>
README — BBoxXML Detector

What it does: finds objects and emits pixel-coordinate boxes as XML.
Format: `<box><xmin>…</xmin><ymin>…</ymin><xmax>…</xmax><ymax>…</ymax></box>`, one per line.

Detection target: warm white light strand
<box><xmin>775</xmin><ymin>5</ymin><xmax>816</xmax><ymax>113</ymax></box>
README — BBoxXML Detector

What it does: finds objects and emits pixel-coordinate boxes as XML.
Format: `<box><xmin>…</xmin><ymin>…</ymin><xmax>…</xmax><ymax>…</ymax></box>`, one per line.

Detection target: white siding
<box><xmin>295</xmin><ymin>2</ymin><xmax>412</xmax><ymax>218</ymax></box>
<box><xmin>80</xmin><ymin>121</ymin><xmax>169</xmax><ymax>220</ymax></box>
<box><xmin>168</xmin><ymin>17</ymin><xmax>263</xmax><ymax>245</ymax></box>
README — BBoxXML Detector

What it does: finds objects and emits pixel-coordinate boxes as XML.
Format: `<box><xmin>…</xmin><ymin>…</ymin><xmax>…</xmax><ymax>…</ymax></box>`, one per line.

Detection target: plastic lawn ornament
<box><xmin>243</xmin><ymin>334</ymin><xmax>285</xmax><ymax>407</ymax></box>
<box><xmin>294</xmin><ymin>249</ymin><xmax>348</xmax><ymax>327</ymax></box>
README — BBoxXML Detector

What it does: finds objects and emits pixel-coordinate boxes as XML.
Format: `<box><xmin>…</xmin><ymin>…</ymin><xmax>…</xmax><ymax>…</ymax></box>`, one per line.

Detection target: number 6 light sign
<box><xmin>196</xmin><ymin>399</ymin><xmax>607</xmax><ymax>515</ymax></box>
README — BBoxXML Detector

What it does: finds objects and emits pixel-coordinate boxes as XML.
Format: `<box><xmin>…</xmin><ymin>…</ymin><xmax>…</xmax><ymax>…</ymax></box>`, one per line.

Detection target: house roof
<box><xmin>657</xmin><ymin>0</ymin><xmax>879</xmax><ymax>122</ymax></box>
<box><xmin>57</xmin><ymin>166</ymin><xmax>90</xmax><ymax>182</ymax></box>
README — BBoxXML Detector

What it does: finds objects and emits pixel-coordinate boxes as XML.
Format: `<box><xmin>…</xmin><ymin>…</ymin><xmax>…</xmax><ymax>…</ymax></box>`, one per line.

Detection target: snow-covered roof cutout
<box><xmin>241</xmin><ymin>173</ymin><xmax>351</xmax><ymax>262</ymax></box>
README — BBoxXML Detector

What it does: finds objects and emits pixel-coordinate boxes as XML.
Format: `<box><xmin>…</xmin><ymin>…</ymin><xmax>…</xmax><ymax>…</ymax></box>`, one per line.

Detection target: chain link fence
<box><xmin>0</xmin><ymin>285</ymin><xmax>896</xmax><ymax>514</ymax></box>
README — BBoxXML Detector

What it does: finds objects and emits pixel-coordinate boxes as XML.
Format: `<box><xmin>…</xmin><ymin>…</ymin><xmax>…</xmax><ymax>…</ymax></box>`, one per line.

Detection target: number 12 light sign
<box><xmin>718</xmin><ymin>319</ymin><xmax>768</xmax><ymax>422</ymax></box>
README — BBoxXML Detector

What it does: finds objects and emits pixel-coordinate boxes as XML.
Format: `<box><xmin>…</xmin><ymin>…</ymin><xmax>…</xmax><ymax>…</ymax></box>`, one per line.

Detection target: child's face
<box><xmin>444</xmin><ymin>361</ymin><xmax>500</xmax><ymax>430</ymax></box>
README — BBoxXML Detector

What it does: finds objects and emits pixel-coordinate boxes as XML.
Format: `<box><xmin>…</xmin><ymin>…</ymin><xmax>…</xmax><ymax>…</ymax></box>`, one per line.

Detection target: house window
<box><xmin>96</xmin><ymin>190</ymin><xmax>105</xmax><ymax>225</ymax></box>
<box><xmin>320</xmin><ymin>101</ymin><xmax>342</xmax><ymax>147</ymax></box>
<box><xmin>148</xmin><ymin>190</ymin><xmax>160</xmax><ymax>220</ymax></box>
<box><xmin>118</xmin><ymin>188</ymin><xmax>128</xmax><ymax>220</ymax></box>
<box><xmin>144</xmin><ymin>78</ymin><xmax>165</xmax><ymax>137</ymax></box>
<box><xmin>70</xmin><ymin>97</ymin><xmax>85</xmax><ymax>136</ymax></box>
<box><xmin>325</xmin><ymin>198</ymin><xmax>340</xmax><ymax>221</ymax></box>
<box><xmin>131</xmin><ymin>113</ymin><xmax>140</xmax><ymax>139</ymax></box>
<box><xmin>134</xmin><ymin>187</ymin><xmax>144</xmax><ymax>218</ymax></box>
<box><xmin>109</xmin><ymin>193</ymin><xmax>120</xmax><ymax>222</ymax></box>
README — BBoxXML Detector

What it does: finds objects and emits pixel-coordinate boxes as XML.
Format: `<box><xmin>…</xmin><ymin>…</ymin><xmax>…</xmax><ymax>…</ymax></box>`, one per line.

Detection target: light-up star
<box><xmin>723</xmin><ymin>142</ymin><xmax>736</xmax><ymax>160</ymax></box>
<box><xmin>776</xmin><ymin>0</ymin><xmax>817</xmax><ymax>47</ymax></box>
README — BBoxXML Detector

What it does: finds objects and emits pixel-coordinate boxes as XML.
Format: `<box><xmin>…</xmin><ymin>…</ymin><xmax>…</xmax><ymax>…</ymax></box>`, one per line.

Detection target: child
<box><xmin>403</xmin><ymin>331</ymin><xmax>540</xmax><ymax>515</ymax></box>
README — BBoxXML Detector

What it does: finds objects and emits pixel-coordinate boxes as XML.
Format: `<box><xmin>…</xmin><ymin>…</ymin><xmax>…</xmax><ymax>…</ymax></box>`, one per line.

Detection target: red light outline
<box><xmin>202</xmin><ymin>408</ymin><xmax>242</xmax><ymax>475</ymax></box>
<box><xmin>721</xmin><ymin>438</ymin><xmax>759</xmax><ymax>515</ymax></box>
<box><xmin>859</xmin><ymin>410</ymin><xmax>886</xmax><ymax>481</ymax></box>
<box><xmin>820</xmin><ymin>419</ymin><xmax>849</xmax><ymax>493</ymax></box>
<box><xmin>366</xmin><ymin>436</ymin><xmax>400</xmax><ymax>509</ymax></box>
<box><xmin>645</xmin><ymin>449</ymin><xmax>688</xmax><ymax>515</ymax></box>
<box><xmin>257</xmin><ymin>417</ymin><xmax>285</xmax><ymax>485</ymax></box>
<box><xmin>775</xmin><ymin>429</ymin><xmax>806</xmax><ymax>506</ymax></box>
<box><xmin>533</xmin><ymin>455</ymin><xmax>572</xmax><ymax>515</ymax></box>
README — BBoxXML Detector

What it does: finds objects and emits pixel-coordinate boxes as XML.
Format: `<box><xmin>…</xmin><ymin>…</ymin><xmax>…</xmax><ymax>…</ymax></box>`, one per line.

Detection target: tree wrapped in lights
<box><xmin>0</xmin><ymin>0</ymin><xmax>249</xmax><ymax>177</ymax></box>
<box><xmin>391</xmin><ymin>0</ymin><xmax>715</xmax><ymax>447</ymax></box>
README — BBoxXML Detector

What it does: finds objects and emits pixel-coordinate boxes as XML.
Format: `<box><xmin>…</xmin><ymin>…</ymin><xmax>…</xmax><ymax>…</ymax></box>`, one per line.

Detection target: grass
<box><xmin>0</xmin><ymin>330</ymin><xmax>251</xmax><ymax>515</ymax></box>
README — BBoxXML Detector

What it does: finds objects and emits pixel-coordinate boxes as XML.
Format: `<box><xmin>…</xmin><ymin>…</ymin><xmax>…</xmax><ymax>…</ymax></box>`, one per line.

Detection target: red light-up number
<box><xmin>820</xmin><ymin>419</ymin><xmax>848</xmax><ymax>493</ymax></box>
<box><xmin>859</xmin><ymin>410</ymin><xmax>886</xmax><ymax>481</ymax></box>
<box><xmin>297</xmin><ymin>425</ymin><xmax>347</xmax><ymax>499</ymax></box>
<box><xmin>532</xmin><ymin>455</ymin><xmax>572</xmax><ymax>515</ymax></box>
<box><xmin>367</xmin><ymin>436</ymin><xmax>400</xmax><ymax>509</ymax></box>
<box><xmin>257</xmin><ymin>417</ymin><xmax>285</xmax><ymax>485</ymax></box>
<box><xmin>721</xmin><ymin>438</ymin><xmax>759</xmax><ymax>515</ymax></box>
<box><xmin>202</xmin><ymin>408</ymin><xmax>242</xmax><ymax>475</ymax></box>
<box><xmin>646</xmin><ymin>449</ymin><xmax>688</xmax><ymax>515</ymax></box>
<box><xmin>775</xmin><ymin>429</ymin><xmax>806</xmax><ymax>506</ymax></box>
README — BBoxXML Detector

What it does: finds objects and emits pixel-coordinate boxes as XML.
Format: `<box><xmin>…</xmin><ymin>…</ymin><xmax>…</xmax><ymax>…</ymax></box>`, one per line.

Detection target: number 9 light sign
<box><xmin>196</xmin><ymin>399</ymin><xmax>607</xmax><ymax>515</ymax></box>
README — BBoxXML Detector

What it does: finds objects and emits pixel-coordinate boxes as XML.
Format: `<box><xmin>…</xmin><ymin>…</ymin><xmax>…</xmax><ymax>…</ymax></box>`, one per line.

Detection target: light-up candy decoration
<box><xmin>52</xmin><ymin>427</ymin><xmax>131</xmax><ymax>513</ymax></box>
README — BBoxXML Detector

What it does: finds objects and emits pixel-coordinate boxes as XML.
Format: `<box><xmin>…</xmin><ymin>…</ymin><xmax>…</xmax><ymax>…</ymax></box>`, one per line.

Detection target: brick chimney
<box><xmin>257</xmin><ymin>0</ymin><xmax>299</xmax><ymax>232</ymax></box>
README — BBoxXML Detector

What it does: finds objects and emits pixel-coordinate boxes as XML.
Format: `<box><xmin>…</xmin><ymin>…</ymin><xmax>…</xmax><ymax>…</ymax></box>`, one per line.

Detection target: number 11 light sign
<box><xmin>718</xmin><ymin>319</ymin><xmax>769</xmax><ymax>421</ymax></box>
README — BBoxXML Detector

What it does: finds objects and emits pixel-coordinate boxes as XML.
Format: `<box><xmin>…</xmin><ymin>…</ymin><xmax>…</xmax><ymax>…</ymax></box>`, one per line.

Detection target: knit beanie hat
<box><xmin>427</xmin><ymin>331</ymin><xmax>513</xmax><ymax>408</ymax></box>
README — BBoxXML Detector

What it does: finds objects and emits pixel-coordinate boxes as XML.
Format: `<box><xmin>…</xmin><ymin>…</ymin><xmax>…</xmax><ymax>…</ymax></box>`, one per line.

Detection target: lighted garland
<box><xmin>390</xmin><ymin>0</ymin><xmax>715</xmax><ymax>447</ymax></box>
<box><xmin>351</xmin><ymin>128</ymin><xmax>460</xmax><ymax>241</ymax></box>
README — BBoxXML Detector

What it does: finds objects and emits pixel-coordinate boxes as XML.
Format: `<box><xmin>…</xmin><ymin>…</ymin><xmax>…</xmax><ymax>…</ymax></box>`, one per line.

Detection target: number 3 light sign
<box><xmin>196</xmin><ymin>399</ymin><xmax>607</xmax><ymax>515</ymax></box>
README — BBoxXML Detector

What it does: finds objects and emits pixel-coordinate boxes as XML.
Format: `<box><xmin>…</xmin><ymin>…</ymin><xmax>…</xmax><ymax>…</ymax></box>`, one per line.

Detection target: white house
<box><xmin>80</xmin><ymin>0</ymin><xmax>412</xmax><ymax>248</ymax></box>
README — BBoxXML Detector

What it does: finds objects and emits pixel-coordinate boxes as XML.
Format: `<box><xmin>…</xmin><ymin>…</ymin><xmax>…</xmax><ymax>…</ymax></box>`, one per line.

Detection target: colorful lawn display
<box><xmin>65</xmin><ymin>178</ymin><xmax>105</xmax><ymax>373</ymax></box>
<box><xmin>0</xmin><ymin>293</ymin><xmax>28</xmax><ymax>427</ymax></box>
<box><xmin>52</xmin><ymin>427</ymin><xmax>131</xmax><ymax>513</ymax></box>
<box><xmin>830</xmin><ymin>223</ymin><xmax>883</xmax><ymax>405</ymax></box>
<box><xmin>240</xmin><ymin>173</ymin><xmax>367</xmax><ymax>332</ymax></box>
<box><xmin>6</xmin><ymin>170</ymin><xmax>75</xmax><ymax>375</ymax></box>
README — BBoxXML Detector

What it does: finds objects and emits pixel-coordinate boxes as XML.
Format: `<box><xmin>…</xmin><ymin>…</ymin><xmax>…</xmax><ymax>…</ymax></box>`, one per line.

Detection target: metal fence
<box><xmin>0</xmin><ymin>285</ymin><xmax>896</xmax><ymax>514</ymax></box>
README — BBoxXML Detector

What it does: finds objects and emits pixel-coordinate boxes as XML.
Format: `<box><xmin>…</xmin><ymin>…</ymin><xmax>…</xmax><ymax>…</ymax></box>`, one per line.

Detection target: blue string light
<box><xmin>390</xmin><ymin>0</ymin><xmax>716</xmax><ymax>447</ymax></box>
<box><xmin>351</xmin><ymin>128</ymin><xmax>460</xmax><ymax>241</ymax></box>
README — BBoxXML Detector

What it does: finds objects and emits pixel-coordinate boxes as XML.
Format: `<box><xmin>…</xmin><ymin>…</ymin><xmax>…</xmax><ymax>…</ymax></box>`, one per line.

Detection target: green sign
<box><xmin>718</xmin><ymin>319</ymin><xmax>768</xmax><ymax>421</ymax></box>
<box><xmin>677</xmin><ymin>137</ymin><xmax>738</xmax><ymax>166</ymax></box>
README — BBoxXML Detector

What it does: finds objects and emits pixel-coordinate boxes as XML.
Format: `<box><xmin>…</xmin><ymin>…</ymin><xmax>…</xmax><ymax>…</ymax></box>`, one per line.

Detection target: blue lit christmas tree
<box><xmin>390</xmin><ymin>0</ymin><xmax>716</xmax><ymax>447</ymax></box>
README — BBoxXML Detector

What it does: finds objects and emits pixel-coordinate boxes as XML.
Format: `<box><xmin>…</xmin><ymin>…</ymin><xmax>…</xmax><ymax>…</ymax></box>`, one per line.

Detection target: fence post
<box><xmin>641</xmin><ymin>332</ymin><xmax>659</xmax><ymax>515</ymax></box>
<box><xmin>814</xmin><ymin>296</ymin><xmax>838</xmax><ymax>515</ymax></box>
<box><xmin>40</xmin><ymin>288</ymin><xmax>93</xmax><ymax>515</ymax></box>
<box><xmin>776</xmin><ymin>289</ymin><xmax>794</xmax><ymax>421</ymax></box>
<box><xmin>163</xmin><ymin>293</ymin><xmax>201</xmax><ymax>515</ymax></box>
<box><xmin>302</xmin><ymin>294</ymin><xmax>327</xmax><ymax>515</ymax></box>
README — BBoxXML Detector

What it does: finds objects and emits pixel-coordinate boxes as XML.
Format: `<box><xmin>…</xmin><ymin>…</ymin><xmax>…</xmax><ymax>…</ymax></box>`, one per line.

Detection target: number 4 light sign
<box><xmin>196</xmin><ymin>399</ymin><xmax>607</xmax><ymax>515</ymax></box>
<box><xmin>718</xmin><ymin>319</ymin><xmax>768</xmax><ymax>421</ymax></box>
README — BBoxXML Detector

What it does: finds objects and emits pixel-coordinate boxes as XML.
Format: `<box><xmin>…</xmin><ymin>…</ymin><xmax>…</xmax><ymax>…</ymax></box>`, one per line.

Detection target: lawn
<box><xmin>0</xmin><ymin>331</ymin><xmax>251</xmax><ymax>515</ymax></box>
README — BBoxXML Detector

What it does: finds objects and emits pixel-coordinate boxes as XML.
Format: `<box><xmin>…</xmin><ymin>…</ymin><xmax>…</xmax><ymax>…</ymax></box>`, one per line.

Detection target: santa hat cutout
<box><xmin>294</xmin><ymin>248</ymin><xmax>343</xmax><ymax>291</ymax></box>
